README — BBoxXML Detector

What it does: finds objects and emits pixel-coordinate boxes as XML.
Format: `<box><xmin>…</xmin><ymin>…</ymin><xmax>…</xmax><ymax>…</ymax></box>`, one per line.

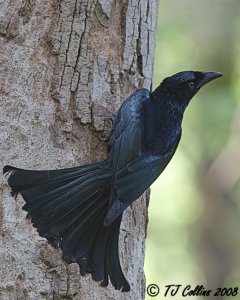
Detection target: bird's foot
<box><xmin>98</xmin><ymin>114</ymin><xmax>116</xmax><ymax>142</ymax></box>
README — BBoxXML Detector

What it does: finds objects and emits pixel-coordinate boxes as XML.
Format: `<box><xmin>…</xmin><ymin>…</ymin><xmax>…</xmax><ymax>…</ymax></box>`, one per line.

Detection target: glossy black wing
<box><xmin>104</xmin><ymin>131</ymin><xmax>181</xmax><ymax>226</ymax></box>
<box><xmin>104</xmin><ymin>88</ymin><xmax>182</xmax><ymax>225</ymax></box>
<box><xmin>109</xmin><ymin>88</ymin><xmax>152</xmax><ymax>173</ymax></box>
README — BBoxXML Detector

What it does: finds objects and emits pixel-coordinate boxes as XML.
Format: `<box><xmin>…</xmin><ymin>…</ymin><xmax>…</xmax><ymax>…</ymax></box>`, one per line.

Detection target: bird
<box><xmin>3</xmin><ymin>70</ymin><xmax>222</xmax><ymax>292</ymax></box>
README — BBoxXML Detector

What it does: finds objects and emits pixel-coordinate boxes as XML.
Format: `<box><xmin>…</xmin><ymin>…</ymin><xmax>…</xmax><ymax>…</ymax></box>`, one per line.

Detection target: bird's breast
<box><xmin>143</xmin><ymin>122</ymin><xmax>181</xmax><ymax>157</ymax></box>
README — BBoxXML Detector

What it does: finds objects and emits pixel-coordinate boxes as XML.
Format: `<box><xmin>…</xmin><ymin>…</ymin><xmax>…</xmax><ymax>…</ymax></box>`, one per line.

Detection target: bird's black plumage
<box><xmin>3</xmin><ymin>70</ymin><xmax>222</xmax><ymax>292</ymax></box>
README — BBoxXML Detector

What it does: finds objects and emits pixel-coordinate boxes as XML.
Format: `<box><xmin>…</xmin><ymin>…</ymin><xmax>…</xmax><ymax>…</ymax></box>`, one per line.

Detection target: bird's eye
<box><xmin>188</xmin><ymin>82</ymin><xmax>195</xmax><ymax>89</ymax></box>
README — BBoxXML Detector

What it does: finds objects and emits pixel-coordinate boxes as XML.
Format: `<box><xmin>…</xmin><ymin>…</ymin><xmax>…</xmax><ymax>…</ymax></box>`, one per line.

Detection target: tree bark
<box><xmin>0</xmin><ymin>0</ymin><xmax>158</xmax><ymax>299</ymax></box>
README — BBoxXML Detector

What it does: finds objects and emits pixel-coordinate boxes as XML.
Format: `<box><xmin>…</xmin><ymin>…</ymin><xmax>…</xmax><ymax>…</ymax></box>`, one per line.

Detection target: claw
<box><xmin>105</xmin><ymin>113</ymin><xmax>116</xmax><ymax>127</ymax></box>
<box><xmin>99</xmin><ymin>133</ymin><xmax>112</xmax><ymax>142</ymax></box>
<box><xmin>98</xmin><ymin>113</ymin><xmax>116</xmax><ymax>143</ymax></box>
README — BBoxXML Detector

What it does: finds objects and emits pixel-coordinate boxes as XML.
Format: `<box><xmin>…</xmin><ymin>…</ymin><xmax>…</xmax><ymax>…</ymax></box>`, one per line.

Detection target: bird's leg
<box><xmin>99</xmin><ymin>113</ymin><xmax>116</xmax><ymax>143</ymax></box>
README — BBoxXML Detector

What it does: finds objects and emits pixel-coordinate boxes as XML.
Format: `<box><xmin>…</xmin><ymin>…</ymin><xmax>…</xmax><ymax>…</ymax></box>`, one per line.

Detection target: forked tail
<box><xmin>3</xmin><ymin>161</ymin><xmax>130</xmax><ymax>291</ymax></box>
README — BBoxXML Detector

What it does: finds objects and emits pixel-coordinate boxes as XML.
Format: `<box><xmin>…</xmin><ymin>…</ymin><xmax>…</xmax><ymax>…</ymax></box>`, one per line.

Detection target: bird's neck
<box><xmin>152</xmin><ymin>87</ymin><xmax>187</xmax><ymax>124</ymax></box>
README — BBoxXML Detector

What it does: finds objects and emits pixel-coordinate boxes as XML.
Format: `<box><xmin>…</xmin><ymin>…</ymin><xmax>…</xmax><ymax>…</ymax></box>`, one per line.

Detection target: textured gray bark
<box><xmin>0</xmin><ymin>0</ymin><xmax>158</xmax><ymax>299</ymax></box>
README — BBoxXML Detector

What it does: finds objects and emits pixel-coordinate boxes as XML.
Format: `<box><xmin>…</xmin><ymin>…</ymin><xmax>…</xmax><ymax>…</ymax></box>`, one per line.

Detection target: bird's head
<box><xmin>157</xmin><ymin>70</ymin><xmax>223</xmax><ymax>109</ymax></box>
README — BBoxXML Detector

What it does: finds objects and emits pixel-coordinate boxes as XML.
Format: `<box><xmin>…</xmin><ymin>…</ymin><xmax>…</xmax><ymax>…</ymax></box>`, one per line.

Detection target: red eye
<box><xmin>189</xmin><ymin>82</ymin><xmax>194</xmax><ymax>89</ymax></box>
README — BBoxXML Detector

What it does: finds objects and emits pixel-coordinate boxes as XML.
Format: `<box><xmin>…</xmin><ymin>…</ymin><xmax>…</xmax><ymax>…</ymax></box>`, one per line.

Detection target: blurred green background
<box><xmin>144</xmin><ymin>1</ymin><xmax>240</xmax><ymax>299</ymax></box>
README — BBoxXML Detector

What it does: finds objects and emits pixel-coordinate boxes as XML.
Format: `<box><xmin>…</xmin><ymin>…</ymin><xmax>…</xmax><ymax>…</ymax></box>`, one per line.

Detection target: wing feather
<box><xmin>104</xmin><ymin>88</ymin><xmax>182</xmax><ymax>226</ymax></box>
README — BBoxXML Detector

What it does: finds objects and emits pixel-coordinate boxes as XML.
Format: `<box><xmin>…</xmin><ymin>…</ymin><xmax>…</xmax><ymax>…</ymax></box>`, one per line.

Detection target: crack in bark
<box><xmin>136</xmin><ymin>3</ymin><xmax>143</xmax><ymax>77</ymax></box>
<box><xmin>95</xmin><ymin>1</ymin><xmax>109</xmax><ymax>28</ymax></box>
<box><xmin>71</xmin><ymin>3</ymin><xmax>88</xmax><ymax>93</ymax></box>
<box><xmin>59</xmin><ymin>0</ymin><xmax>78</xmax><ymax>90</ymax></box>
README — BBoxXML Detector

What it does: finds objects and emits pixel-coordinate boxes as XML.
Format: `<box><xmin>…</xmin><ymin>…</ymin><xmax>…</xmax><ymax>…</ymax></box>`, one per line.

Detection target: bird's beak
<box><xmin>198</xmin><ymin>71</ymin><xmax>223</xmax><ymax>88</ymax></box>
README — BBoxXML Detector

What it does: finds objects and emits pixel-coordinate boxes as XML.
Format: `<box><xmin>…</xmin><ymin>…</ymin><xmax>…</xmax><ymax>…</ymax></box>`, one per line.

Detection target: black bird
<box><xmin>3</xmin><ymin>71</ymin><xmax>222</xmax><ymax>292</ymax></box>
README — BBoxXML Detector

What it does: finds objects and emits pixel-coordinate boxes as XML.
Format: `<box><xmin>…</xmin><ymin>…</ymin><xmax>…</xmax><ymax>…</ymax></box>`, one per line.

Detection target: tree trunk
<box><xmin>0</xmin><ymin>0</ymin><xmax>158</xmax><ymax>299</ymax></box>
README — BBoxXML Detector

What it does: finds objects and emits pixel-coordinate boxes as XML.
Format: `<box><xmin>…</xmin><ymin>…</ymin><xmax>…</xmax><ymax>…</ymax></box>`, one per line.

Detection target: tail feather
<box><xmin>87</xmin><ymin>225</ymin><xmax>110</xmax><ymax>281</ymax></box>
<box><xmin>70</xmin><ymin>211</ymin><xmax>107</xmax><ymax>268</ymax></box>
<box><xmin>3</xmin><ymin>163</ymin><xmax>102</xmax><ymax>197</ymax></box>
<box><xmin>61</xmin><ymin>208</ymin><xmax>105</xmax><ymax>265</ymax></box>
<box><xmin>42</xmin><ymin>191</ymin><xmax>102</xmax><ymax>237</ymax></box>
<box><xmin>31</xmin><ymin>179</ymin><xmax>101</xmax><ymax>230</ymax></box>
<box><xmin>61</xmin><ymin>194</ymin><xmax>107</xmax><ymax>251</ymax></box>
<box><xmin>3</xmin><ymin>162</ymin><xmax>130</xmax><ymax>291</ymax></box>
<box><xmin>23</xmin><ymin>176</ymin><xmax>99</xmax><ymax>222</ymax></box>
<box><xmin>106</xmin><ymin>216</ymin><xmax>130</xmax><ymax>292</ymax></box>
<box><xmin>88</xmin><ymin>215</ymin><xmax>130</xmax><ymax>292</ymax></box>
